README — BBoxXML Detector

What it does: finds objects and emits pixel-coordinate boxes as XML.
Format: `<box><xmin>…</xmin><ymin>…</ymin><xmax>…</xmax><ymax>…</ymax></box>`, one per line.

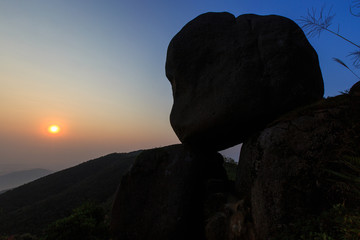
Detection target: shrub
<box><xmin>275</xmin><ymin>203</ymin><xmax>360</xmax><ymax>240</ymax></box>
<box><xmin>43</xmin><ymin>202</ymin><xmax>109</xmax><ymax>240</ymax></box>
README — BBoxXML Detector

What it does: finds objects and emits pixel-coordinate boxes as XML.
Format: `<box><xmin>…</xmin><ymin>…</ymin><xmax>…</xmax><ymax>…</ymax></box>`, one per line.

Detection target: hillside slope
<box><xmin>0</xmin><ymin>168</ymin><xmax>53</xmax><ymax>192</ymax></box>
<box><xmin>0</xmin><ymin>151</ymin><xmax>140</xmax><ymax>235</ymax></box>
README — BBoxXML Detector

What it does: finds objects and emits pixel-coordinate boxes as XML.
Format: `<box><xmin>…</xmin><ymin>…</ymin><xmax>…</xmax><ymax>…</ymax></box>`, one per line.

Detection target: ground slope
<box><xmin>0</xmin><ymin>151</ymin><xmax>139</xmax><ymax>235</ymax></box>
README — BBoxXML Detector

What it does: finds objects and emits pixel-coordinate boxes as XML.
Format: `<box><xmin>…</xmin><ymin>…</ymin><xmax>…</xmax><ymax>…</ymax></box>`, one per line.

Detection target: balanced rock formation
<box><xmin>166</xmin><ymin>12</ymin><xmax>324</xmax><ymax>151</ymax></box>
<box><xmin>235</xmin><ymin>94</ymin><xmax>360</xmax><ymax>239</ymax></box>
<box><xmin>111</xmin><ymin>144</ymin><xmax>229</xmax><ymax>240</ymax></box>
<box><xmin>111</xmin><ymin>11</ymin><xmax>331</xmax><ymax>240</ymax></box>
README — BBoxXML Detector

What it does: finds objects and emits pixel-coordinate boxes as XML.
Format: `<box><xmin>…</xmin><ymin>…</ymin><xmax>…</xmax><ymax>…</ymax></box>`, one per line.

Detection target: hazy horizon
<box><xmin>1</xmin><ymin>0</ymin><xmax>359</xmax><ymax>172</ymax></box>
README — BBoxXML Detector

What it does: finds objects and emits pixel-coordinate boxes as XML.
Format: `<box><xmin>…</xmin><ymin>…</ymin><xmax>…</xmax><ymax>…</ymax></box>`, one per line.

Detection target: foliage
<box><xmin>223</xmin><ymin>157</ymin><xmax>237</xmax><ymax>181</ymax></box>
<box><xmin>350</xmin><ymin>0</ymin><xmax>360</xmax><ymax>17</ymax></box>
<box><xmin>298</xmin><ymin>1</ymin><xmax>360</xmax><ymax>80</ymax></box>
<box><xmin>326</xmin><ymin>156</ymin><xmax>360</xmax><ymax>197</ymax></box>
<box><xmin>275</xmin><ymin>203</ymin><xmax>360</xmax><ymax>240</ymax></box>
<box><xmin>271</xmin><ymin>96</ymin><xmax>360</xmax><ymax>240</ymax></box>
<box><xmin>333</xmin><ymin>58</ymin><xmax>360</xmax><ymax>80</ymax></box>
<box><xmin>43</xmin><ymin>202</ymin><xmax>109</xmax><ymax>240</ymax></box>
<box><xmin>0</xmin><ymin>152</ymin><xmax>137</xmax><ymax>235</ymax></box>
<box><xmin>275</xmin><ymin>153</ymin><xmax>360</xmax><ymax>239</ymax></box>
<box><xmin>299</xmin><ymin>6</ymin><xmax>336</xmax><ymax>38</ymax></box>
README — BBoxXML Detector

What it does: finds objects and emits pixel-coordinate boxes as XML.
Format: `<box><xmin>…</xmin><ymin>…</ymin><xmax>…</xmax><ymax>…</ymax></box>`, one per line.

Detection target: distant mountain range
<box><xmin>0</xmin><ymin>150</ymin><xmax>140</xmax><ymax>235</ymax></box>
<box><xmin>0</xmin><ymin>168</ymin><xmax>53</xmax><ymax>192</ymax></box>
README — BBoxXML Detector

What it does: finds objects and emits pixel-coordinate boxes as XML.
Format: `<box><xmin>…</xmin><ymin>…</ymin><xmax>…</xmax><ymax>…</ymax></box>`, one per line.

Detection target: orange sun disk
<box><xmin>48</xmin><ymin>125</ymin><xmax>60</xmax><ymax>134</ymax></box>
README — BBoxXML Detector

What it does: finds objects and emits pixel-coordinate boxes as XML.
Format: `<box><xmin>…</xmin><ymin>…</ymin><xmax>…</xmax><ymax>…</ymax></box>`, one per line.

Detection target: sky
<box><xmin>0</xmin><ymin>0</ymin><xmax>359</xmax><ymax>172</ymax></box>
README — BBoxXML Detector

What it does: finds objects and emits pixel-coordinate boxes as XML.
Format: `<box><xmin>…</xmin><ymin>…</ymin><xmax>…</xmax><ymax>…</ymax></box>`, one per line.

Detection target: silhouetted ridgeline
<box><xmin>0</xmin><ymin>168</ymin><xmax>53</xmax><ymax>192</ymax></box>
<box><xmin>0</xmin><ymin>151</ymin><xmax>140</xmax><ymax>235</ymax></box>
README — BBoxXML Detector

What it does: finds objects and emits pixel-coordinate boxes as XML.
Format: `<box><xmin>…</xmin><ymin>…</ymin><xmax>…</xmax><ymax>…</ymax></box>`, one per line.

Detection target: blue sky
<box><xmin>0</xmin><ymin>0</ymin><xmax>359</xmax><ymax>171</ymax></box>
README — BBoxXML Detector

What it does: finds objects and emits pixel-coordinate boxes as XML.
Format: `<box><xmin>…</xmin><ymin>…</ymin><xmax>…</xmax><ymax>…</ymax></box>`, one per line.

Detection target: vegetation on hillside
<box><xmin>0</xmin><ymin>202</ymin><xmax>109</xmax><ymax>240</ymax></box>
<box><xmin>276</xmin><ymin>203</ymin><xmax>360</xmax><ymax>240</ymax></box>
<box><xmin>223</xmin><ymin>157</ymin><xmax>237</xmax><ymax>181</ymax></box>
<box><xmin>43</xmin><ymin>202</ymin><xmax>109</xmax><ymax>240</ymax></box>
<box><xmin>276</xmin><ymin>155</ymin><xmax>360</xmax><ymax>239</ymax></box>
<box><xmin>0</xmin><ymin>151</ymin><xmax>139</xmax><ymax>236</ymax></box>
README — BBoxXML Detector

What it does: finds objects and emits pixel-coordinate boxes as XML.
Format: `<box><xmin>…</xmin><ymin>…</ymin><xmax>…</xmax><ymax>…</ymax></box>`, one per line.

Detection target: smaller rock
<box><xmin>235</xmin><ymin>94</ymin><xmax>360</xmax><ymax>239</ymax></box>
<box><xmin>110</xmin><ymin>144</ymin><xmax>227</xmax><ymax>240</ymax></box>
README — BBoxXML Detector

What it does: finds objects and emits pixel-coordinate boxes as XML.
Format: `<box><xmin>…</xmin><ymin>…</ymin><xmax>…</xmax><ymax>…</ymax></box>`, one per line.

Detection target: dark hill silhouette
<box><xmin>0</xmin><ymin>168</ymin><xmax>53</xmax><ymax>192</ymax></box>
<box><xmin>0</xmin><ymin>151</ymin><xmax>140</xmax><ymax>235</ymax></box>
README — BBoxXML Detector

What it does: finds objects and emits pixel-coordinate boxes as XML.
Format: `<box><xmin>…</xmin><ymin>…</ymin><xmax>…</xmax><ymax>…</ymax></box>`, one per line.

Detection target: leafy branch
<box><xmin>298</xmin><ymin>2</ymin><xmax>360</xmax><ymax>80</ymax></box>
<box><xmin>333</xmin><ymin>58</ymin><xmax>360</xmax><ymax>80</ymax></box>
<box><xmin>350</xmin><ymin>0</ymin><xmax>360</xmax><ymax>17</ymax></box>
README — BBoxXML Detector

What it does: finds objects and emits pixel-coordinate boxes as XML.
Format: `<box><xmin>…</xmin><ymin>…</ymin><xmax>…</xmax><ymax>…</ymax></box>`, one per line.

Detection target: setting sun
<box><xmin>48</xmin><ymin>125</ymin><xmax>60</xmax><ymax>134</ymax></box>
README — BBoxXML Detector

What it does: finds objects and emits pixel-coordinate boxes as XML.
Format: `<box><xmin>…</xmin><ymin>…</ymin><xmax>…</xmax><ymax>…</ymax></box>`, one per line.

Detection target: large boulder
<box><xmin>110</xmin><ymin>144</ymin><xmax>228</xmax><ymax>240</ymax></box>
<box><xmin>235</xmin><ymin>94</ymin><xmax>360</xmax><ymax>239</ymax></box>
<box><xmin>166</xmin><ymin>12</ymin><xmax>324</xmax><ymax>151</ymax></box>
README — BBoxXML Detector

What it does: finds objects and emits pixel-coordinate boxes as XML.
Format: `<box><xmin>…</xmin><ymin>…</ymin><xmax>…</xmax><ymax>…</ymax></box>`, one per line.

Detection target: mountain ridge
<box><xmin>0</xmin><ymin>168</ymin><xmax>53</xmax><ymax>192</ymax></box>
<box><xmin>0</xmin><ymin>151</ymin><xmax>140</xmax><ymax>235</ymax></box>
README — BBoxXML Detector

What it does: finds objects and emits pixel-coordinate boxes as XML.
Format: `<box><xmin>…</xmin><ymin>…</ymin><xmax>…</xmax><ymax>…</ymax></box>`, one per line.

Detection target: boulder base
<box><xmin>235</xmin><ymin>94</ymin><xmax>360</xmax><ymax>239</ymax></box>
<box><xmin>111</xmin><ymin>144</ymin><xmax>227</xmax><ymax>240</ymax></box>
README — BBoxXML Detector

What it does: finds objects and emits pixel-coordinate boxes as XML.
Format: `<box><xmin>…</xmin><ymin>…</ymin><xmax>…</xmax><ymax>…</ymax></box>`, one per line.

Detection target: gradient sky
<box><xmin>1</xmin><ymin>0</ymin><xmax>359</xmax><ymax>172</ymax></box>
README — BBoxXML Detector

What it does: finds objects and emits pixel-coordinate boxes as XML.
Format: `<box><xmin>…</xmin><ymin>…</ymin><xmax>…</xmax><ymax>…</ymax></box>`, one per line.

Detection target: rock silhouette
<box><xmin>166</xmin><ymin>12</ymin><xmax>324</xmax><ymax>151</ymax></box>
<box><xmin>235</xmin><ymin>93</ymin><xmax>360</xmax><ymax>239</ymax></box>
<box><xmin>111</xmin><ymin>144</ymin><xmax>228</xmax><ymax>240</ymax></box>
<box><xmin>109</xmin><ymin>12</ymin><xmax>358</xmax><ymax>240</ymax></box>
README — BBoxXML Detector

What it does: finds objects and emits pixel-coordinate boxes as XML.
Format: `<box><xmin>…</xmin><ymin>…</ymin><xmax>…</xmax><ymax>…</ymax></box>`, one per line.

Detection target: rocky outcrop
<box><xmin>111</xmin><ymin>144</ymin><xmax>229</xmax><ymax>240</ymax></box>
<box><xmin>235</xmin><ymin>94</ymin><xmax>360</xmax><ymax>239</ymax></box>
<box><xmin>166</xmin><ymin>12</ymin><xmax>324</xmax><ymax>151</ymax></box>
<box><xmin>111</xmin><ymin>11</ymin><xmax>351</xmax><ymax>240</ymax></box>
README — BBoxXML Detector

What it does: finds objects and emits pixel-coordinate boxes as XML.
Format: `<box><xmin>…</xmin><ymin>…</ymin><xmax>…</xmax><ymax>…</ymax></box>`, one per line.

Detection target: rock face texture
<box><xmin>166</xmin><ymin>12</ymin><xmax>324</xmax><ymax>151</ymax></box>
<box><xmin>111</xmin><ymin>144</ymin><xmax>228</xmax><ymax>240</ymax></box>
<box><xmin>235</xmin><ymin>94</ymin><xmax>360</xmax><ymax>239</ymax></box>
